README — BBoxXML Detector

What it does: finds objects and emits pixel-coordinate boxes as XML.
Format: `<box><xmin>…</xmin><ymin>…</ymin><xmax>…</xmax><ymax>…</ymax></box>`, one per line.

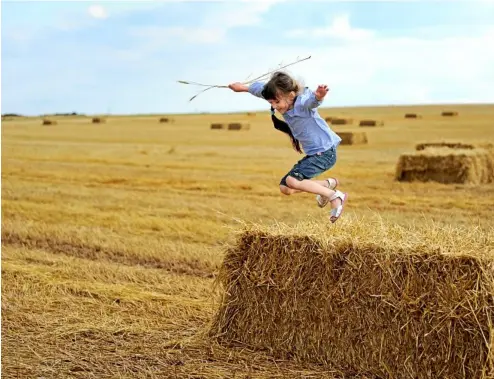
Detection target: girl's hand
<box><xmin>315</xmin><ymin>84</ymin><xmax>329</xmax><ymax>100</ymax></box>
<box><xmin>228</xmin><ymin>82</ymin><xmax>248</xmax><ymax>92</ymax></box>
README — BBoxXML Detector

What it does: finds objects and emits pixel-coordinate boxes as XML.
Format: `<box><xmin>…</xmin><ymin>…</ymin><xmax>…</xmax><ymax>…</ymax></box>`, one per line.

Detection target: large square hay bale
<box><xmin>395</xmin><ymin>147</ymin><xmax>494</xmax><ymax>184</ymax></box>
<box><xmin>359</xmin><ymin>119</ymin><xmax>384</xmax><ymax>127</ymax></box>
<box><xmin>92</xmin><ymin>117</ymin><xmax>106</xmax><ymax>124</ymax></box>
<box><xmin>405</xmin><ymin>113</ymin><xmax>421</xmax><ymax>119</ymax></box>
<box><xmin>227</xmin><ymin>122</ymin><xmax>250</xmax><ymax>130</ymax></box>
<box><xmin>159</xmin><ymin>117</ymin><xmax>174</xmax><ymax>123</ymax></box>
<box><xmin>416</xmin><ymin>142</ymin><xmax>475</xmax><ymax>151</ymax></box>
<box><xmin>209</xmin><ymin>222</ymin><xmax>494</xmax><ymax>378</ymax></box>
<box><xmin>337</xmin><ymin>132</ymin><xmax>368</xmax><ymax>145</ymax></box>
<box><xmin>442</xmin><ymin>111</ymin><xmax>459</xmax><ymax>116</ymax></box>
<box><xmin>331</xmin><ymin>118</ymin><xmax>353</xmax><ymax>125</ymax></box>
<box><xmin>42</xmin><ymin>119</ymin><xmax>57</xmax><ymax>125</ymax></box>
<box><xmin>210</xmin><ymin>123</ymin><xmax>224</xmax><ymax>130</ymax></box>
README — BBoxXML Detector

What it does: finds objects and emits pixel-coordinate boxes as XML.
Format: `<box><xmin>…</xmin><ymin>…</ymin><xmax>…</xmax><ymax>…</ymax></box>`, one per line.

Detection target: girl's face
<box><xmin>268</xmin><ymin>91</ymin><xmax>296</xmax><ymax>114</ymax></box>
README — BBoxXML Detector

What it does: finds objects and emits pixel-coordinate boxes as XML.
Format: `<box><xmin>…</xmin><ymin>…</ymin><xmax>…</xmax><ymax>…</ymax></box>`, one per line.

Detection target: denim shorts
<box><xmin>280</xmin><ymin>146</ymin><xmax>337</xmax><ymax>187</ymax></box>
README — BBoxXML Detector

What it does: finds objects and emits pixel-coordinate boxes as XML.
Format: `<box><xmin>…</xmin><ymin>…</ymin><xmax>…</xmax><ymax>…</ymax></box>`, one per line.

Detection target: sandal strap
<box><xmin>329</xmin><ymin>190</ymin><xmax>343</xmax><ymax>201</ymax></box>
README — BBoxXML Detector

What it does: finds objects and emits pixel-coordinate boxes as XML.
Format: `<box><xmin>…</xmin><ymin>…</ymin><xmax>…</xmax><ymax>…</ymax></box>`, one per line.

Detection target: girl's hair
<box><xmin>261</xmin><ymin>71</ymin><xmax>303</xmax><ymax>154</ymax></box>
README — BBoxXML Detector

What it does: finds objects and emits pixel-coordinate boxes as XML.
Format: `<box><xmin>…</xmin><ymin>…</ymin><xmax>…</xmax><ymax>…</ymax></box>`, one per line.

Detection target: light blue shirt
<box><xmin>248</xmin><ymin>81</ymin><xmax>342</xmax><ymax>155</ymax></box>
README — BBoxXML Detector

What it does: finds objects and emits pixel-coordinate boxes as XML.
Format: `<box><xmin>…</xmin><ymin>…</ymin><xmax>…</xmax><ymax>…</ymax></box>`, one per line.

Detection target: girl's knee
<box><xmin>285</xmin><ymin>175</ymin><xmax>301</xmax><ymax>189</ymax></box>
<box><xmin>279</xmin><ymin>185</ymin><xmax>293</xmax><ymax>195</ymax></box>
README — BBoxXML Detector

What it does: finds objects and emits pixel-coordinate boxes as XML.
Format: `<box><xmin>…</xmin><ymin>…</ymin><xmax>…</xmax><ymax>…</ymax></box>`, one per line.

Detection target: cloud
<box><xmin>88</xmin><ymin>5</ymin><xmax>107</xmax><ymax>19</ymax></box>
<box><xmin>287</xmin><ymin>14</ymin><xmax>375</xmax><ymax>42</ymax></box>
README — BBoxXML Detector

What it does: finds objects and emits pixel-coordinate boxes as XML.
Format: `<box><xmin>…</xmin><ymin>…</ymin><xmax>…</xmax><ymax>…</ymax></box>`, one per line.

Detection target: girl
<box><xmin>228</xmin><ymin>71</ymin><xmax>347</xmax><ymax>223</ymax></box>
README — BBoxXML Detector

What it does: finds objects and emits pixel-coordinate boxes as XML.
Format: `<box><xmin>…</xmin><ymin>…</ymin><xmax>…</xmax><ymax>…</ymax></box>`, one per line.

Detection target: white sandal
<box><xmin>329</xmin><ymin>190</ymin><xmax>347</xmax><ymax>223</ymax></box>
<box><xmin>316</xmin><ymin>177</ymin><xmax>339</xmax><ymax>208</ymax></box>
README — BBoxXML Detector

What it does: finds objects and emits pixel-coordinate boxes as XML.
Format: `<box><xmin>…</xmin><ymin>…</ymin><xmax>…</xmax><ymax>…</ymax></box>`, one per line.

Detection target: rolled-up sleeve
<box><xmin>299</xmin><ymin>88</ymin><xmax>323</xmax><ymax>109</ymax></box>
<box><xmin>248</xmin><ymin>81</ymin><xmax>265</xmax><ymax>99</ymax></box>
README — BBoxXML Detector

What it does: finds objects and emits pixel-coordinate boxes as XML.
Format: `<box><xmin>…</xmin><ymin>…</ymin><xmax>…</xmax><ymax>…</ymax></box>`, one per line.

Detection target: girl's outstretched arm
<box><xmin>299</xmin><ymin>84</ymin><xmax>330</xmax><ymax>110</ymax></box>
<box><xmin>229</xmin><ymin>81</ymin><xmax>265</xmax><ymax>99</ymax></box>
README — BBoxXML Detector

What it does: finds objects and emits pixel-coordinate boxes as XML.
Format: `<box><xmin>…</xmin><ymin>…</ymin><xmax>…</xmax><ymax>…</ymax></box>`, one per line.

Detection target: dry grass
<box><xmin>2</xmin><ymin>103</ymin><xmax>494</xmax><ymax>378</ymax></box>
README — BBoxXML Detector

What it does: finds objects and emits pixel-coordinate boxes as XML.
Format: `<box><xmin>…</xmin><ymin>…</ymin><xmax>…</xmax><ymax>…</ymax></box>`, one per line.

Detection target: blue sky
<box><xmin>2</xmin><ymin>0</ymin><xmax>494</xmax><ymax>116</ymax></box>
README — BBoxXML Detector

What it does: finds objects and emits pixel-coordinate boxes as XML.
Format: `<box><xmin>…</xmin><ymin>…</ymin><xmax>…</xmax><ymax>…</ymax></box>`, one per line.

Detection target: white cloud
<box><xmin>287</xmin><ymin>14</ymin><xmax>375</xmax><ymax>42</ymax></box>
<box><xmin>88</xmin><ymin>5</ymin><xmax>107</xmax><ymax>19</ymax></box>
<box><xmin>130</xmin><ymin>26</ymin><xmax>226</xmax><ymax>45</ymax></box>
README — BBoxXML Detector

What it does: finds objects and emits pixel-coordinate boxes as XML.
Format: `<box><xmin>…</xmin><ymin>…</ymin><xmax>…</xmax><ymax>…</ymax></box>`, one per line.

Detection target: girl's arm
<box><xmin>299</xmin><ymin>84</ymin><xmax>329</xmax><ymax>110</ymax></box>
<box><xmin>228</xmin><ymin>81</ymin><xmax>265</xmax><ymax>99</ymax></box>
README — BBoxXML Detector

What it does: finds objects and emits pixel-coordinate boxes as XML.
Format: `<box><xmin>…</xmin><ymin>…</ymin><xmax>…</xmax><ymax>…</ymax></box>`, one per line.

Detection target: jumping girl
<box><xmin>228</xmin><ymin>71</ymin><xmax>348</xmax><ymax>223</ymax></box>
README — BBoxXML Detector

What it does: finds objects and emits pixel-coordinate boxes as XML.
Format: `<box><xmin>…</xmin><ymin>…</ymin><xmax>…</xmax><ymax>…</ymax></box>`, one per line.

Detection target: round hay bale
<box><xmin>359</xmin><ymin>120</ymin><xmax>384</xmax><ymax>127</ymax></box>
<box><xmin>92</xmin><ymin>117</ymin><xmax>106</xmax><ymax>124</ymax></box>
<box><xmin>42</xmin><ymin>119</ymin><xmax>57</xmax><ymax>125</ymax></box>
<box><xmin>210</xmin><ymin>123</ymin><xmax>225</xmax><ymax>130</ymax></box>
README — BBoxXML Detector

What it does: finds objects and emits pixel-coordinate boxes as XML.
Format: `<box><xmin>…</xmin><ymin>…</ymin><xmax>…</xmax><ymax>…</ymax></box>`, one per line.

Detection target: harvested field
<box><xmin>2</xmin><ymin>103</ymin><xmax>494</xmax><ymax>378</ymax></box>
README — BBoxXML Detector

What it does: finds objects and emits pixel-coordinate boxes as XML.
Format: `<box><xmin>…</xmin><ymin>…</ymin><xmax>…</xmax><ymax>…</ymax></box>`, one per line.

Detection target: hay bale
<box><xmin>395</xmin><ymin>147</ymin><xmax>494</xmax><ymax>184</ymax></box>
<box><xmin>209</xmin><ymin>223</ymin><xmax>494</xmax><ymax>378</ymax></box>
<box><xmin>331</xmin><ymin>118</ymin><xmax>353</xmax><ymax>125</ymax></box>
<box><xmin>404</xmin><ymin>113</ymin><xmax>421</xmax><ymax>119</ymax></box>
<box><xmin>442</xmin><ymin>111</ymin><xmax>458</xmax><ymax>117</ymax></box>
<box><xmin>359</xmin><ymin>120</ymin><xmax>384</xmax><ymax>127</ymax></box>
<box><xmin>159</xmin><ymin>117</ymin><xmax>174</xmax><ymax>123</ymax></box>
<box><xmin>227</xmin><ymin>122</ymin><xmax>250</xmax><ymax>131</ymax></box>
<box><xmin>92</xmin><ymin>117</ymin><xmax>105</xmax><ymax>124</ymax></box>
<box><xmin>337</xmin><ymin>132</ymin><xmax>368</xmax><ymax>145</ymax></box>
<box><xmin>416</xmin><ymin>142</ymin><xmax>475</xmax><ymax>151</ymax></box>
<box><xmin>324</xmin><ymin>117</ymin><xmax>333</xmax><ymax>122</ymax></box>
<box><xmin>246</xmin><ymin>112</ymin><xmax>255</xmax><ymax>117</ymax></box>
<box><xmin>42</xmin><ymin>119</ymin><xmax>57</xmax><ymax>125</ymax></box>
<box><xmin>210</xmin><ymin>123</ymin><xmax>225</xmax><ymax>130</ymax></box>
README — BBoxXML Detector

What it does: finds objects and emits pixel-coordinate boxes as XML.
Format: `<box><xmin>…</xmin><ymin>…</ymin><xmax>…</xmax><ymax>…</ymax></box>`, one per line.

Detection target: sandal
<box><xmin>316</xmin><ymin>177</ymin><xmax>339</xmax><ymax>208</ymax></box>
<box><xmin>329</xmin><ymin>190</ymin><xmax>348</xmax><ymax>223</ymax></box>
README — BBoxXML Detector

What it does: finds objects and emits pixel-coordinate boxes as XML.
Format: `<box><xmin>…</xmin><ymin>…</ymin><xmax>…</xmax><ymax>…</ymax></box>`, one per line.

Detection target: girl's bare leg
<box><xmin>285</xmin><ymin>176</ymin><xmax>342</xmax><ymax>207</ymax></box>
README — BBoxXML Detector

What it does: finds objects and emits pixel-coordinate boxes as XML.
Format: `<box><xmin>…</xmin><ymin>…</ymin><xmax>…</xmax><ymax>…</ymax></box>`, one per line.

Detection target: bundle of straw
<box><xmin>177</xmin><ymin>56</ymin><xmax>312</xmax><ymax>102</ymax></box>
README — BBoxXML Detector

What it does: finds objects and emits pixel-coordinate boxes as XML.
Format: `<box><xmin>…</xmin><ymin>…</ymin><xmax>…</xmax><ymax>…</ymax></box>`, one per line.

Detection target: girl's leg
<box><xmin>285</xmin><ymin>176</ymin><xmax>343</xmax><ymax>207</ymax></box>
<box><xmin>280</xmin><ymin>178</ymin><xmax>333</xmax><ymax>196</ymax></box>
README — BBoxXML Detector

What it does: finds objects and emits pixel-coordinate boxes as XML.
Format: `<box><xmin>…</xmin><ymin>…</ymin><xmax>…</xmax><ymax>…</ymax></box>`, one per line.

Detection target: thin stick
<box><xmin>177</xmin><ymin>55</ymin><xmax>311</xmax><ymax>102</ymax></box>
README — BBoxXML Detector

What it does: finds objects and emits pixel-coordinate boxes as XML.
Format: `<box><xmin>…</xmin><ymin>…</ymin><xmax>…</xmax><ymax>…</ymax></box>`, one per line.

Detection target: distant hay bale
<box><xmin>209</xmin><ymin>224</ymin><xmax>494</xmax><ymax>378</ymax></box>
<box><xmin>227</xmin><ymin>122</ymin><xmax>250</xmax><ymax>131</ymax></box>
<box><xmin>331</xmin><ymin>118</ymin><xmax>353</xmax><ymax>125</ymax></box>
<box><xmin>92</xmin><ymin>117</ymin><xmax>105</xmax><ymax>124</ymax></box>
<box><xmin>42</xmin><ymin>119</ymin><xmax>57</xmax><ymax>125</ymax></box>
<box><xmin>359</xmin><ymin>119</ymin><xmax>384</xmax><ymax>127</ymax></box>
<box><xmin>246</xmin><ymin>112</ymin><xmax>255</xmax><ymax>116</ymax></box>
<box><xmin>395</xmin><ymin>147</ymin><xmax>494</xmax><ymax>184</ymax></box>
<box><xmin>337</xmin><ymin>132</ymin><xmax>368</xmax><ymax>145</ymax></box>
<box><xmin>210</xmin><ymin>123</ymin><xmax>225</xmax><ymax>130</ymax></box>
<box><xmin>159</xmin><ymin>117</ymin><xmax>174</xmax><ymax>123</ymax></box>
<box><xmin>442</xmin><ymin>111</ymin><xmax>459</xmax><ymax>117</ymax></box>
<box><xmin>405</xmin><ymin>113</ymin><xmax>421</xmax><ymax>119</ymax></box>
<box><xmin>324</xmin><ymin>117</ymin><xmax>333</xmax><ymax>122</ymax></box>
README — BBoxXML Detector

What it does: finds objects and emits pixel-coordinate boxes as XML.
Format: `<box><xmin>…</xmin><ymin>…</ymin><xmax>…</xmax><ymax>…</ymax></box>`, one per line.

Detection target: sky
<box><xmin>1</xmin><ymin>0</ymin><xmax>494</xmax><ymax>115</ymax></box>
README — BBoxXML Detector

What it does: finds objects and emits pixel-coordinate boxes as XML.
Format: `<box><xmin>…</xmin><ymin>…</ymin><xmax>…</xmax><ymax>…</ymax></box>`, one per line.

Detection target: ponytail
<box><xmin>270</xmin><ymin>106</ymin><xmax>302</xmax><ymax>154</ymax></box>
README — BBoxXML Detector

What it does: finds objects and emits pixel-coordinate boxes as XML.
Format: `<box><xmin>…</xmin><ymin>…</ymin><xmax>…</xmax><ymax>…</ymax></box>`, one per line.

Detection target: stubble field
<box><xmin>2</xmin><ymin>103</ymin><xmax>494</xmax><ymax>378</ymax></box>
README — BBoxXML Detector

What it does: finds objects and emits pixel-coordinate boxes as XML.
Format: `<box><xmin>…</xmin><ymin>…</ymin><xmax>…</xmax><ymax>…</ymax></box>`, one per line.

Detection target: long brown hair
<box><xmin>261</xmin><ymin>72</ymin><xmax>303</xmax><ymax>154</ymax></box>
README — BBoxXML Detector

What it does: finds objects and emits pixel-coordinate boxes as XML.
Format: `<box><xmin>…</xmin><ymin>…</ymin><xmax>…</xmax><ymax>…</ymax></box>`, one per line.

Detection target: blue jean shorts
<box><xmin>280</xmin><ymin>146</ymin><xmax>337</xmax><ymax>187</ymax></box>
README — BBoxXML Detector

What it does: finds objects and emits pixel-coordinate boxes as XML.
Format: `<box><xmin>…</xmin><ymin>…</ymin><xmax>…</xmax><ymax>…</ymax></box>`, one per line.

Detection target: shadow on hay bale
<box><xmin>209</xmin><ymin>223</ymin><xmax>494</xmax><ymax>378</ymax></box>
<box><xmin>442</xmin><ymin>111</ymin><xmax>459</xmax><ymax>117</ymax></box>
<box><xmin>210</xmin><ymin>123</ymin><xmax>225</xmax><ymax>130</ymax></box>
<box><xmin>404</xmin><ymin>113</ymin><xmax>421</xmax><ymax>119</ymax></box>
<box><xmin>331</xmin><ymin>118</ymin><xmax>353</xmax><ymax>125</ymax></box>
<box><xmin>92</xmin><ymin>117</ymin><xmax>106</xmax><ymax>124</ymax></box>
<box><xmin>227</xmin><ymin>123</ymin><xmax>250</xmax><ymax>130</ymax></box>
<box><xmin>337</xmin><ymin>132</ymin><xmax>368</xmax><ymax>145</ymax></box>
<box><xmin>359</xmin><ymin>120</ymin><xmax>384</xmax><ymax>127</ymax></box>
<box><xmin>42</xmin><ymin>119</ymin><xmax>57</xmax><ymax>125</ymax></box>
<box><xmin>395</xmin><ymin>146</ymin><xmax>494</xmax><ymax>184</ymax></box>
